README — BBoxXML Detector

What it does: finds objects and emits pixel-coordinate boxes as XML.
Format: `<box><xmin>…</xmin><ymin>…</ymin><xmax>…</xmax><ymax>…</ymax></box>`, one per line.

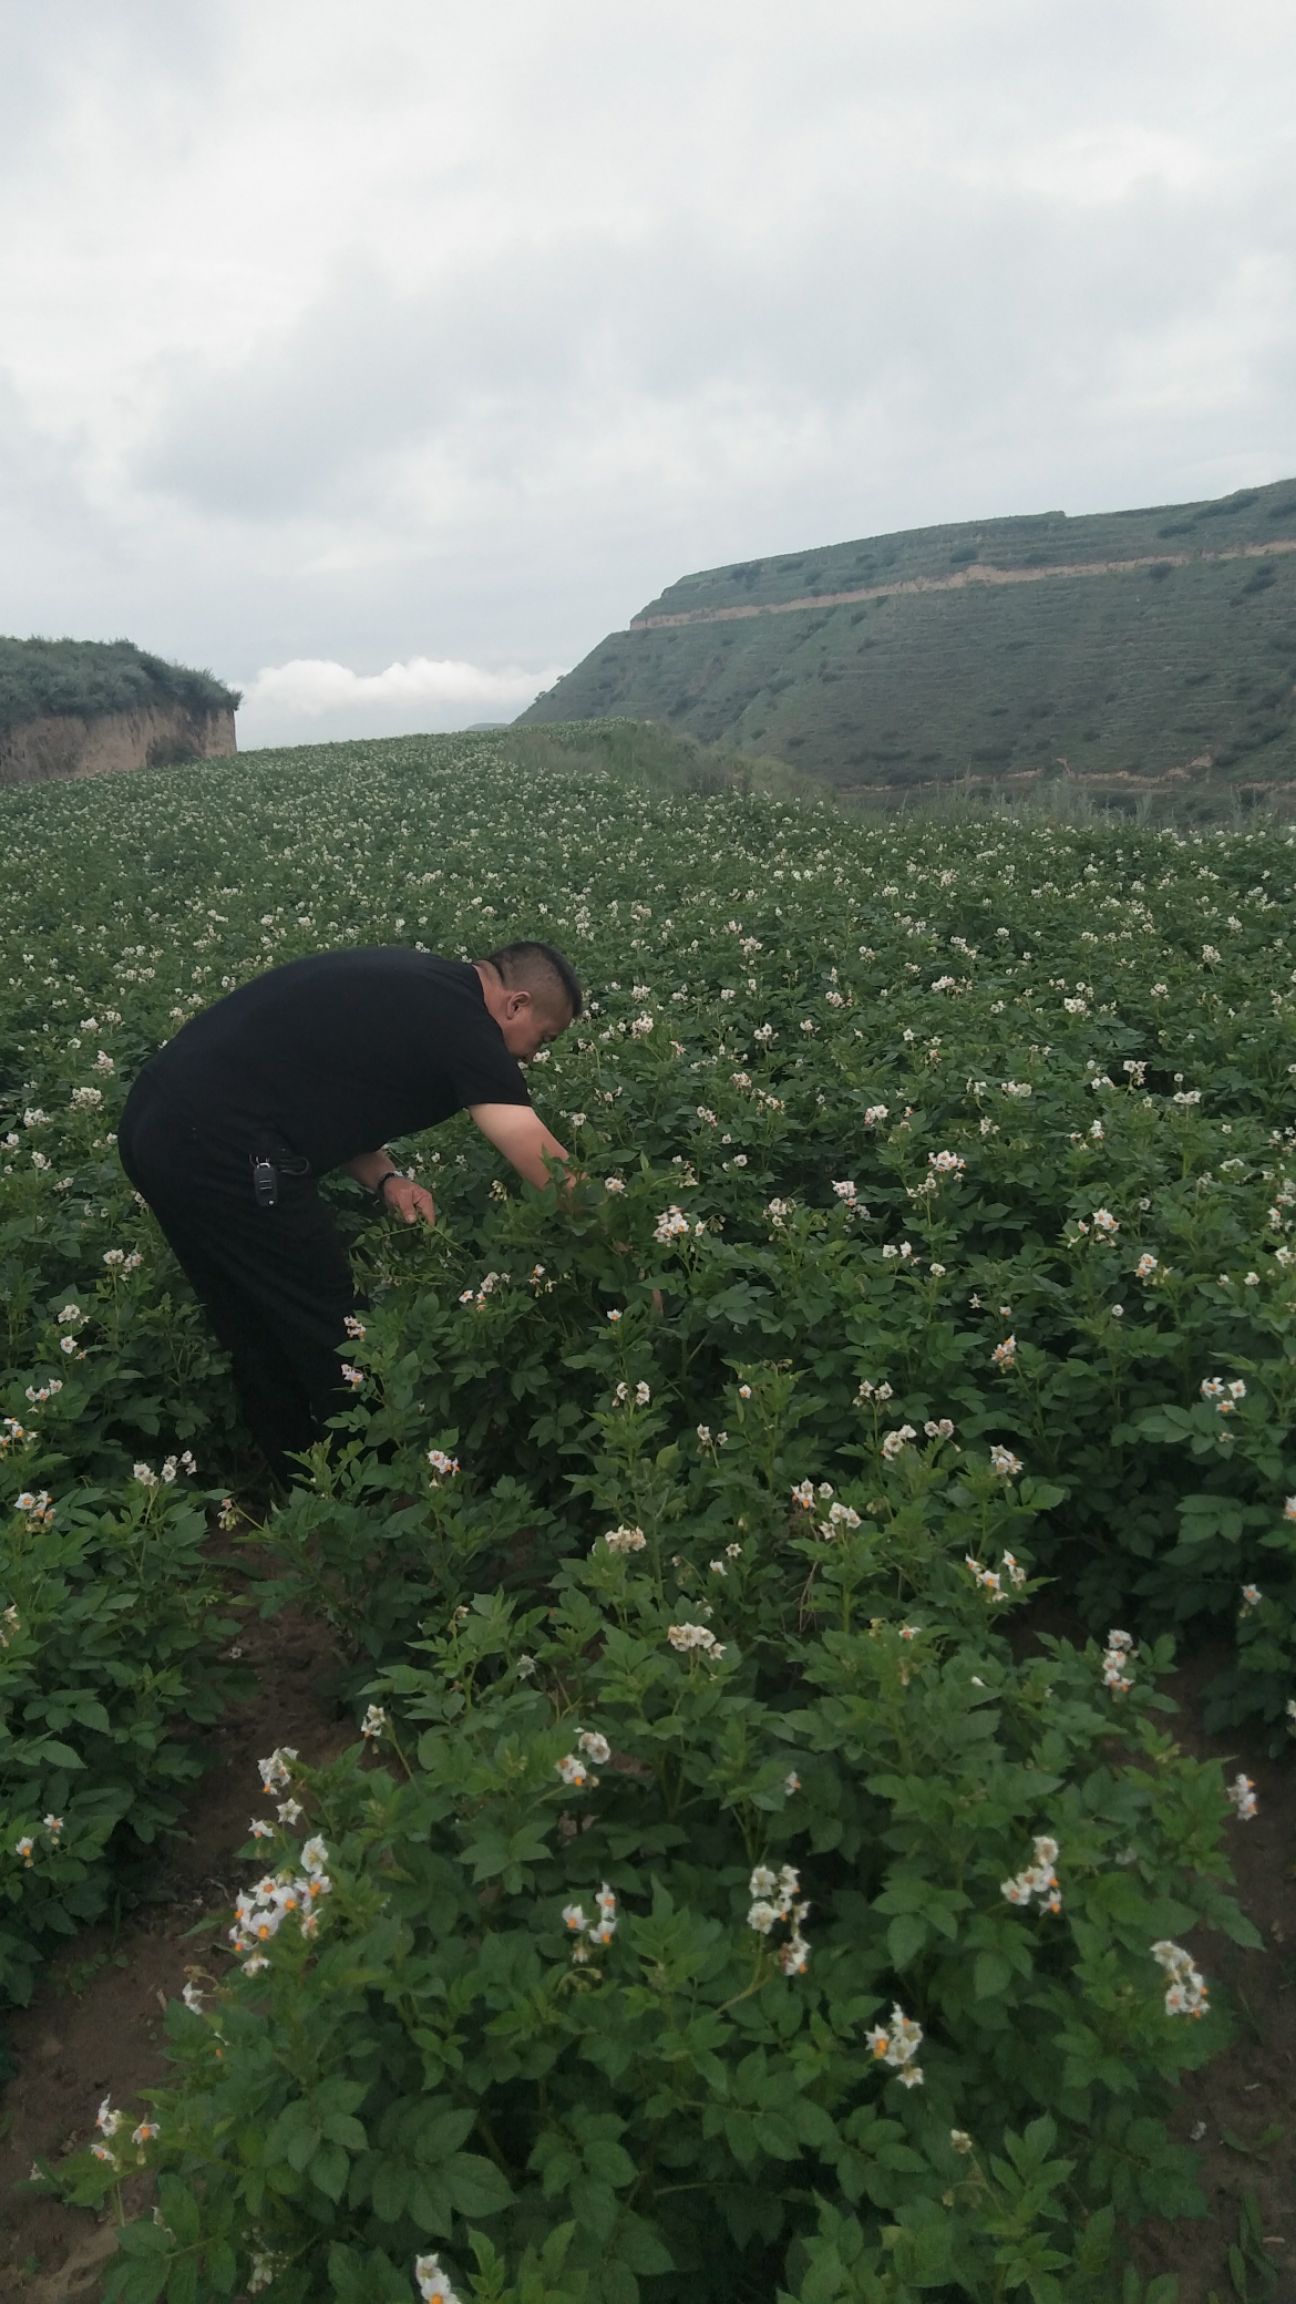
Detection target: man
<box><xmin>117</xmin><ymin>940</ymin><xmax>579</xmax><ymax>1488</ymax></box>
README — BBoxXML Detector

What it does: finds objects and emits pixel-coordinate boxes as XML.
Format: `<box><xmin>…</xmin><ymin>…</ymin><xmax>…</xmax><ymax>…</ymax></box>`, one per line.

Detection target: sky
<box><xmin>3</xmin><ymin>0</ymin><xmax>1295</xmax><ymax>749</ymax></box>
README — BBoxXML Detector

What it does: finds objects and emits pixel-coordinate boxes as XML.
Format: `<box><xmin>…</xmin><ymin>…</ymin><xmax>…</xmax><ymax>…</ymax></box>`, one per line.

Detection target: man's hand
<box><xmin>381</xmin><ymin>1177</ymin><xmax>437</xmax><ymax>1227</ymax></box>
<box><xmin>344</xmin><ymin>1146</ymin><xmax>437</xmax><ymax>1224</ymax></box>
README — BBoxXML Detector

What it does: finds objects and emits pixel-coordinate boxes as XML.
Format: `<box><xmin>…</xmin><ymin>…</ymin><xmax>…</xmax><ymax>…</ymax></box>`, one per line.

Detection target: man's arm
<box><xmin>469</xmin><ymin>1104</ymin><xmax>574</xmax><ymax>1190</ymax></box>
<box><xmin>344</xmin><ymin>1147</ymin><xmax>402</xmax><ymax>1194</ymax></box>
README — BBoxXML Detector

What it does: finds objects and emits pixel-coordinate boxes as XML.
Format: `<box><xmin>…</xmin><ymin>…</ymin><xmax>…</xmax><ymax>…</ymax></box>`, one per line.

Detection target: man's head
<box><xmin>474</xmin><ymin>940</ymin><xmax>583</xmax><ymax>1062</ymax></box>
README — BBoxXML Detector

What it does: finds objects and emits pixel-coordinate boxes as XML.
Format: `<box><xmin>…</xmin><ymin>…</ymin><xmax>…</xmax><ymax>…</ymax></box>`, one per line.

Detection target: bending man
<box><xmin>117</xmin><ymin>940</ymin><xmax>579</xmax><ymax>1487</ymax></box>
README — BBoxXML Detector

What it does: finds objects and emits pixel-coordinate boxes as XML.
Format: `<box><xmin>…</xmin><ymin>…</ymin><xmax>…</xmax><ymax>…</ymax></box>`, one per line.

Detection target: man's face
<box><xmin>499</xmin><ymin>992</ymin><xmax>572</xmax><ymax>1064</ymax></box>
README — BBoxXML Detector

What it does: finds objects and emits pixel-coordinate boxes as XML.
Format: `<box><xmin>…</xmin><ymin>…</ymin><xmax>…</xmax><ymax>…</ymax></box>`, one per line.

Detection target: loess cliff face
<box><xmin>0</xmin><ymin>703</ymin><xmax>237</xmax><ymax>787</ymax></box>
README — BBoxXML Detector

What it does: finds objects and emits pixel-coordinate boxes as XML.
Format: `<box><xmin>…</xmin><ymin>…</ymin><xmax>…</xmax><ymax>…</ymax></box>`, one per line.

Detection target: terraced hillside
<box><xmin>518</xmin><ymin>480</ymin><xmax>1296</xmax><ymax>804</ymax></box>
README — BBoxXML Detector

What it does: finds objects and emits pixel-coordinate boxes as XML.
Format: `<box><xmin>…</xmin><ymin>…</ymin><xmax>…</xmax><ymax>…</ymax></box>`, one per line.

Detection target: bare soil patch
<box><xmin>1131</xmin><ymin>1643</ymin><xmax>1295</xmax><ymax>2303</ymax></box>
<box><xmin>0</xmin><ymin>1577</ymin><xmax>348</xmax><ymax>2300</ymax></box>
<box><xmin>1011</xmin><ymin>1606</ymin><xmax>1296</xmax><ymax>2302</ymax></box>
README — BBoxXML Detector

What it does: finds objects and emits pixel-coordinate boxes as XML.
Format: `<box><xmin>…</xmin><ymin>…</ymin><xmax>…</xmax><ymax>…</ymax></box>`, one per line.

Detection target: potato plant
<box><xmin>2</xmin><ymin>727</ymin><xmax>1293</xmax><ymax>2296</ymax></box>
<box><xmin>73</xmin><ymin>1443</ymin><xmax>1244</xmax><ymax>2302</ymax></box>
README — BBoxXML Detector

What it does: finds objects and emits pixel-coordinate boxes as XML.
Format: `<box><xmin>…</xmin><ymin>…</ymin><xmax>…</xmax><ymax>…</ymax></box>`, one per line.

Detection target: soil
<box><xmin>1129</xmin><ymin>1643</ymin><xmax>1296</xmax><ymax>2303</ymax></box>
<box><xmin>0</xmin><ymin>1562</ymin><xmax>350</xmax><ymax>2302</ymax></box>
<box><xmin>0</xmin><ymin>705</ymin><xmax>236</xmax><ymax>791</ymax></box>
<box><xmin>1012</xmin><ymin>1609</ymin><xmax>1296</xmax><ymax>2304</ymax></box>
<box><xmin>0</xmin><ymin>1590</ymin><xmax>1291</xmax><ymax>2302</ymax></box>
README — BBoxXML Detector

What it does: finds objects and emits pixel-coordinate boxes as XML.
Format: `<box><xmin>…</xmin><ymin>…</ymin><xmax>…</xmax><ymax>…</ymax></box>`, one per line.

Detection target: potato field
<box><xmin>1</xmin><ymin>727</ymin><xmax>1293</xmax><ymax>2304</ymax></box>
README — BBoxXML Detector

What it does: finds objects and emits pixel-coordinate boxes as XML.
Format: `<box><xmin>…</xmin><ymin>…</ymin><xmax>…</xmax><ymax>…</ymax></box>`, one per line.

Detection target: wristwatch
<box><xmin>373</xmin><ymin>1169</ymin><xmax>407</xmax><ymax>1200</ymax></box>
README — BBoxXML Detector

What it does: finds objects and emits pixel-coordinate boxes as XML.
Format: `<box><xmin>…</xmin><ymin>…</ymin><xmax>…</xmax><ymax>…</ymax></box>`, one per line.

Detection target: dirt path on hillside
<box><xmin>0</xmin><ymin>1578</ymin><xmax>349</xmax><ymax>2302</ymax></box>
<box><xmin>1128</xmin><ymin>1649</ymin><xmax>1296</xmax><ymax>2302</ymax></box>
<box><xmin>630</xmin><ymin>535</ymin><xmax>1296</xmax><ymax>631</ymax></box>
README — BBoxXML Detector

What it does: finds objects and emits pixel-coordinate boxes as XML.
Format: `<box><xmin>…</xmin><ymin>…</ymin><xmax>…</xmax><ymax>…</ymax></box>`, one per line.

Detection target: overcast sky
<box><xmin>3</xmin><ymin>0</ymin><xmax>1295</xmax><ymax>748</ymax></box>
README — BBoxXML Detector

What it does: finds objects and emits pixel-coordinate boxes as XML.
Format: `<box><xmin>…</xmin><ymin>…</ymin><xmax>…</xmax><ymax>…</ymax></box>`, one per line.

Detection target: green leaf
<box><xmin>886</xmin><ymin>1911</ymin><xmax>927</xmax><ymax>1967</ymax></box>
<box><xmin>33</xmin><ymin>1738</ymin><xmax>86</xmax><ymax>1769</ymax></box>
<box><xmin>371</xmin><ymin>2158</ymin><xmax>411</xmax><ymax>2222</ymax></box>
<box><xmin>1020</xmin><ymin>1478</ymin><xmax>1068</xmax><ymax>1510</ymax></box>
<box><xmin>285</xmin><ymin>2123</ymin><xmax>322</xmax><ymax>2174</ymax></box>
<box><xmin>723</xmin><ymin>2111</ymin><xmax>760</xmax><ymax>2165</ymax></box>
<box><xmin>753</xmin><ymin>2109</ymin><xmax>801</xmax><ymax>2161</ymax></box>
<box><xmin>310</xmin><ymin>2142</ymin><xmax>350</xmax><ymax>2203</ymax></box>
<box><xmin>569</xmin><ymin>2175</ymin><xmax>619</xmax><ymax>2240</ymax></box>
<box><xmin>203</xmin><ymin>2238</ymin><xmax>239</xmax><ymax>2296</ymax></box>
<box><xmin>165</xmin><ymin>2253</ymin><xmax>199</xmax><ymax>2304</ymax></box>
<box><xmin>583</xmin><ymin>2139</ymin><xmax>637</xmax><ymax>2189</ymax></box>
<box><xmin>973</xmin><ymin>1949</ymin><xmax>1013</xmax><ymax>1999</ymax></box>
<box><xmin>791</xmin><ymin>2097</ymin><xmax>840</xmax><ymax>2152</ymax></box>
<box><xmin>114</xmin><ymin>2224</ymin><xmax>171</xmax><ymax>2259</ymax></box>
<box><xmin>601</xmin><ymin>2261</ymin><xmax>639</xmax><ymax>2304</ymax></box>
<box><xmin>115</xmin><ymin>2263</ymin><xmax>170</xmax><ymax>2304</ymax></box>
<box><xmin>73</xmin><ymin>1699</ymin><xmax>113</xmax><ymax>1733</ymax></box>
<box><xmin>1221</xmin><ymin>2121</ymin><xmax>1286</xmax><ymax>2157</ymax></box>
<box><xmin>323</xmin><ymin>2112</ymin><xmax>368</xmax><ymax>2153</ymax></box>
<box><xmin>798</xmin><ymin>2245</ymin><xmax>847</xmax><ymax>2304</ymax></box>
<box><xmin>155</xmin><ymin>2179</ymin><xmax>200</xmax><ymax>2249</ymax></box>
<box><xmin>1217</xmin><ymin>1905</ymin><xmax>1265</xmax><ymax>1950</ymax></box>
<box><xmin>614</xmin><ymin>2211</ymin><xmax>675</xmax><ymax>2276</ymax></box>
<box><xmin>1227</xmin><ymin>2240</ymin><xmax>1247</xmax><ymax>2289</ymax></box>
<box><xmin>410</xmin><ymin>2171</ymin><xmax>453</xmax><ymax>2236</ymax></box>
<box><xmin>443</xmin><ymin>2152</ymin><xmax>513</xmax><ymax>2218</ymax></box>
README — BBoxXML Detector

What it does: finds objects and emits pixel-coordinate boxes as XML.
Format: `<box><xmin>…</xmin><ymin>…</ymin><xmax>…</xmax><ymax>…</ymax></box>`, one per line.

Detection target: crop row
<box><xmin>3</xmin><ymin>730</ymin><xmax>1294</xmax><ymax>2298</ymax></box>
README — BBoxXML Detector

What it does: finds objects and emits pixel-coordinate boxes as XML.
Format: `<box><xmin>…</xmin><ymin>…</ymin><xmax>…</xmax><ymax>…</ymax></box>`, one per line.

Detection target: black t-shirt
<box><xmin>143</xmin><ymin>948</ymin><xmax>531</xmax><ymax>1172</ymax></box>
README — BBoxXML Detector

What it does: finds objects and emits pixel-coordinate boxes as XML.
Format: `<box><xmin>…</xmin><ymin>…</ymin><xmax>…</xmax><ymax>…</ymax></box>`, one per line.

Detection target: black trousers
<box><xmin>117</xmin><ymin>1069</ymin><xmax>360</xmax><ymax>1488</ymax></box>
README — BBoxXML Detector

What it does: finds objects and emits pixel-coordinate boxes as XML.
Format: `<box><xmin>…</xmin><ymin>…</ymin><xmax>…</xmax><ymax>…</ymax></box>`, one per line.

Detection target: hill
<box><xmin>0</xmin><ymin>636</ymin><xmax>239</xmax><ymax>785</ymax></box>
<box><xmin>517</xmin><ymin>479</ymin><xmax>1296</xmax><ymax>808</ymax></box>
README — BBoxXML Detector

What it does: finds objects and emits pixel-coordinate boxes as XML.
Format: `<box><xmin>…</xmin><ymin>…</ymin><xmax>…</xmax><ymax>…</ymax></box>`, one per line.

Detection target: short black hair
<box><xmin>481</xmin><ymin>939</ymin><xmax>583</xmax><ymax>1020</ymax></box>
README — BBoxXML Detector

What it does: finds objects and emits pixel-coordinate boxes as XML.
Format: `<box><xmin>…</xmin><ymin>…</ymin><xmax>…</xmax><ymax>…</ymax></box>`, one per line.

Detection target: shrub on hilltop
<box><xmin>0</xmin><ymin>637</ymin><xmax>239</xmax><ymax>737</ymax></box>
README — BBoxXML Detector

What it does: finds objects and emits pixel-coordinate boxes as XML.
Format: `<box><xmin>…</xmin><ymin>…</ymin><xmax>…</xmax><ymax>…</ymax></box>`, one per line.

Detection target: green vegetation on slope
<box><xmin>519</xmin><ymin>481</ymin><xmax>1296</xmax><ymax>803</ymax></box>
<box><xmin>638</xmin><ymin>476</ymin><xmax>1296</xmax><ymax>616</ymax></box>
<box><xmin>0</xmin><ymin>636</ymin><xmax>240</xmax><ymax>737</ymax></box>
<box><xmin>504</xmin><ymin>716</ymin><xmax>831</xmax><ymax>803</ymax></box>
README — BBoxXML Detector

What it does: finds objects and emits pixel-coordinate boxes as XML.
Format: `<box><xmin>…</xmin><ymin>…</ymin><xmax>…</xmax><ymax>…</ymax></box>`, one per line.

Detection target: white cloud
<box><xmin>238</xmin><ymin>654</ymin><xmax>566</xmax><ymax>747</ymax></box>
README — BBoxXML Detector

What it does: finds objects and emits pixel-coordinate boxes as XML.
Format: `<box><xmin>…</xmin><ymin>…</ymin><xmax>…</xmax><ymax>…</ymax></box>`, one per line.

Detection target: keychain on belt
<box><xmin>250</xmin><ymin>1150</ymin><xmax>310</xmax><ymax>1207</ymax></box>
<box><xmin>251</xmin><ymin>1156</ymin><xmax>279</xmax><ymax>1208</ymax></box>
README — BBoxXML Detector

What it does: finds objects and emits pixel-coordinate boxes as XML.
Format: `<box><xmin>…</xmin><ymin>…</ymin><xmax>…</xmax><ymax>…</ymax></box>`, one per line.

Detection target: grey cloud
<box><xmin>135</xmin><ymin>248</ymin><xmax>605</xmax><ymax>517</ymax></box>
<box><xmin>0</xmin><ymin>21</ymin><xmax>60</xmax><ymax>173</ymax></box>
<box><xmin>134</xmin><ymin>154</ymin><xmax>1275</xmax><ymax>528</ymax></box>
<box><xmin>5</xmin><ymin>0</ymin><xmax>1296</xmax><ymax>745</ymax></box>
<box><xmin>0</xmin><ymin>1</ymin><xmax>231</xmax><ymax>199</ymax></box>
<box><xmin>0</xmin><ymin>376</ymin><xmax>133</xmax><ymax>623</ymax></box>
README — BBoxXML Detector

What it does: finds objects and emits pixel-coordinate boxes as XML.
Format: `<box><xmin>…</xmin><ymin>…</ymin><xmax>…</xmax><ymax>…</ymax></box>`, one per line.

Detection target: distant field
<box><xmin>520</xmin><ymin>479</ymin><xmax>1296</xmax><ymax>806</ymax></box>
